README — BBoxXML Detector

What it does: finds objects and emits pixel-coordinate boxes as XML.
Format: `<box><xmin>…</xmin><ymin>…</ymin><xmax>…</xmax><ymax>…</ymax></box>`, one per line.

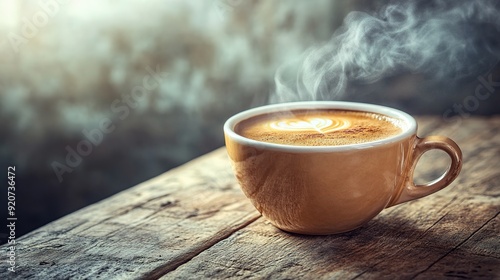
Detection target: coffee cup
<box><xmin>224</xmin><ymin>101</ymin><xmax>462</xmax><ymax>235</ymax></box>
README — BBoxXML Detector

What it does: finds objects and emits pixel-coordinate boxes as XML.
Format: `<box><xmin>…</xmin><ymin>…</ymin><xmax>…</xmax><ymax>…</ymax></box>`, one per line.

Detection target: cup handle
<box><xmin>388</xmin><ymin>136</ymin><xmax>463</xmax><ymax>207</ymax></box>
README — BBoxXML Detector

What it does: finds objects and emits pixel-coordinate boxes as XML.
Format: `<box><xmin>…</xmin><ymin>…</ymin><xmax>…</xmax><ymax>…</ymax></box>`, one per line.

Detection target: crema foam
<box><xmin>236</xmin><ymin>109</ymin><xmax>405</xmax><ymax>146</ymax></box>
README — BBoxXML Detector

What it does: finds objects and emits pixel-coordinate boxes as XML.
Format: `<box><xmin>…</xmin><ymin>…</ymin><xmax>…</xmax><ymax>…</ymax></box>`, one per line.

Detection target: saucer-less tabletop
<box><xmin>1</xmin><ymin>116</ymin><xmax>499</xmax><ymax>279</ymax></box>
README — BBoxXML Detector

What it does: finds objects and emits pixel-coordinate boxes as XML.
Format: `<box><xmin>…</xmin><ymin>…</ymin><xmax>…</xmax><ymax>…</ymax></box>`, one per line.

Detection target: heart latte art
<box><xmin>270</xmin><ymin>117</ymin><xmax>351</xmax><ymax>134</ymax></box>
<box><xmin>236</xmin><ymin>109</ymin><xmax>404</xmax><ymax>146</ymax></box>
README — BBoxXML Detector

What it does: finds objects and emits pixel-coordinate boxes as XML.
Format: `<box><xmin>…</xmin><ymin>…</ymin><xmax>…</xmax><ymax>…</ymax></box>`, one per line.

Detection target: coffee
<box><xmin>235</xmin><ymin>109</ymin><xmax>404</xmax><ymax>146</ymax></box>
<box><xmin>225</xmin><ymin>102</ymin><xmax>462</xmax><ymax>234</ymax></box>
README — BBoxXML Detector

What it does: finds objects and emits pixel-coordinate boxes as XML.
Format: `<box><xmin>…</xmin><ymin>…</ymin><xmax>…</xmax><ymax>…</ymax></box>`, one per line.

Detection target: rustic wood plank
<box><xmin>161</xmin><ymin>197</ymin><xmax>499</xmax><ymax>279</ymax></box>
<box><xmin>162</xmin><ymin>116</ymin><xmax>500</xmax><ymax>280</ymax></box>
<box><xmin>413</xmin><ymin>213</ymin><xmax>499</xmax><ymax>280</ymax></box>
<box><xmin>0</xmin><ymin>149</ymin><xmax>260</xmax><ymax>279</ymax></box>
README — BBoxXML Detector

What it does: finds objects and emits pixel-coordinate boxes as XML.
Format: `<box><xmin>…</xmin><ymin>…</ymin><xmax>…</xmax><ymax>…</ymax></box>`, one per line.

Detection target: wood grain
<box><xmin>0</xmin><ymin>149</ymin><xmax>260</xmax><ymax>279</ymax></box>
<box><xmin>1</xmin><ymin>116</ymin><xmax>498</xmax><ymax>279</ymax></box>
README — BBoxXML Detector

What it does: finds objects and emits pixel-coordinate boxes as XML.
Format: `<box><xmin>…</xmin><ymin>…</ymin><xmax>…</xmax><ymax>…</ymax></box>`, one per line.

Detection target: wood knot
<box><xmin>39</xmin><ymin>261</ymin><xmax>55</xmax><ymax>266</ymax></box>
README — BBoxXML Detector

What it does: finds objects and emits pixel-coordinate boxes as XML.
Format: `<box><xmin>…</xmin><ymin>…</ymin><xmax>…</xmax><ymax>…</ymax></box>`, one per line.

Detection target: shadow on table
<box><xmin>280</xmin><ymin>208</ymin><xmax>498</xmax><ymax>279</ymax></box>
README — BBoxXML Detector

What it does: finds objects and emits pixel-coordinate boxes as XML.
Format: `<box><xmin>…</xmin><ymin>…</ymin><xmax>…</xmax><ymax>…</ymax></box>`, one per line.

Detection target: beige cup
<box><xmin>224</xmin><ymin>101</ymin><xmax>462</xmax><ymax>235</ymax></box>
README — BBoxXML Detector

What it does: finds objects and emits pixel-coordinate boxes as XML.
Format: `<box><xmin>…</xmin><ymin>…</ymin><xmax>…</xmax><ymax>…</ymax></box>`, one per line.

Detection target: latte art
<box><xmin>236</xmin><ymin>109</ymin><xmax>404</xmax><ymax>146</ymax></box>
<box><xmin>269</xmin><ymin>117</ymin><xmax>351</xmax><ymax>134</ymax></box>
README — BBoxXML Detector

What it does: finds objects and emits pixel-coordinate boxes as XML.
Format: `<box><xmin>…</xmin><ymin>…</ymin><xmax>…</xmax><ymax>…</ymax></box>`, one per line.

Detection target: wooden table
<box><xmin>1</xmin><ymin>116</ymin><xmax>499</xmax><ymax>279</ymax></box>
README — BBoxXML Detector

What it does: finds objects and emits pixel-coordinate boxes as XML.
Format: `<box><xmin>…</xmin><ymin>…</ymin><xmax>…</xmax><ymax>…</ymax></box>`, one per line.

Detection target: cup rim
<box><xmin>224</xmin><ymin>101</ymin><xmax>417</xmax><ymax>152</ymax></box>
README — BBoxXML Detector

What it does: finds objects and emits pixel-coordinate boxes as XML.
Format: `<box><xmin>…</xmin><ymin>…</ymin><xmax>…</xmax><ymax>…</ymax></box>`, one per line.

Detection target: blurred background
<box><xmin>0</xmin><ymin>0</ymin><xmax>499</xmax><ymax>243</ymax></box>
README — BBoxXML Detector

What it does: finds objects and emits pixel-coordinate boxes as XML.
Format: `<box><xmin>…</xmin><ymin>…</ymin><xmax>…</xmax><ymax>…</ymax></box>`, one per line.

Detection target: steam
<box><xmin>272</xmin><ymin>0</ymin><xmax>500</xmax><ymax>102</ymax></box>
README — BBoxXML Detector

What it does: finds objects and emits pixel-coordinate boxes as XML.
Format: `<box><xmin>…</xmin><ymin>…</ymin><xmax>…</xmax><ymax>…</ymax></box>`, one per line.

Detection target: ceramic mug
<box><xmin>224</xmin><ymin>101</ymin><xmax>462</xmax><ymax>235</ymax></box>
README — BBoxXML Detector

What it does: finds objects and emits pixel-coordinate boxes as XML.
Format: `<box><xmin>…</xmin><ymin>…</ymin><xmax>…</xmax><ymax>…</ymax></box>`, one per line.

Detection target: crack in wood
<box><xmin>435</xmin><ymin>195</ymin><xmax>459</xmax><ymax>214</ymax></box>
<box><xmin>410</xmin><ymin>210</ymin><xmax>500</xmax><ymax>279</ymax></box>
<box><xmin>141</xmin><ymin>213</ymin><xmax>261</xmax><ymax>279</ymax></box>
<box><xmin>349</xmin><ymin>212</ymin><xmax>452</xmax><ymax>280</ymax></box>
<box><xmin>72</xmin><ymin>193</ymin><xmax>176</xmax><ymax>235</ymax></box>
<box><xmin>19</xmin><ymin>220</ymin><xmax>88</xmax><ymax>245</ymax></box>
<box><xmin>349</xmin><ymin>192</ymin><xmax>496</xmax><ymax>280</ymax></box>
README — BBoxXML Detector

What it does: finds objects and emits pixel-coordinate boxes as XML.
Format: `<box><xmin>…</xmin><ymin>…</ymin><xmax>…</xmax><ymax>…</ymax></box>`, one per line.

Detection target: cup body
<box><xmin>224</xmin><ymin>102</ymin><xmax>444</xmax><ymax>235</ymax></box>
